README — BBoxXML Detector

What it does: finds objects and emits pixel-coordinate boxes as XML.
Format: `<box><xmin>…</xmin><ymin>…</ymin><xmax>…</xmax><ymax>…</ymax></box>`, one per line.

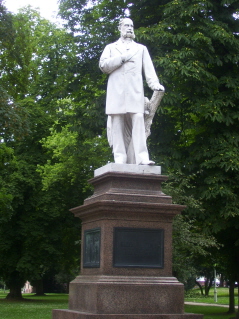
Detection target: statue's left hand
<box><xmin>153</xmin><ymin>84</ymin><xmax>165</xmax><ymax>91</ymax></box>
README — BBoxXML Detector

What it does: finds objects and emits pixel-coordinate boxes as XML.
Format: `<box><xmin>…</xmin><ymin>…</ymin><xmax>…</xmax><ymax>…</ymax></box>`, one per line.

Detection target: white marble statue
<box><xmin>99</xmin><ymin>18</ymin><xmax>165</xmax><ymax>165</ymax></box>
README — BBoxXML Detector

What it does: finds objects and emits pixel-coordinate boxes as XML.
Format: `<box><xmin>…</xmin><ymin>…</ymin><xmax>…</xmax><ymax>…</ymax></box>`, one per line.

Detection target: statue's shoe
<box><xmin>140</xmin><ymin>160</ymin><xmax>155</xmax><ymax>165</ymax></box>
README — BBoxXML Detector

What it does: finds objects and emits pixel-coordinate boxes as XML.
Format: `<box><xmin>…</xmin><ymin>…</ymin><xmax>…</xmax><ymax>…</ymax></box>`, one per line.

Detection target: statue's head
<box><xmin>118</xmin><ymin>18</ymin><xmax>135</xmax><ymax>39</ymax></box>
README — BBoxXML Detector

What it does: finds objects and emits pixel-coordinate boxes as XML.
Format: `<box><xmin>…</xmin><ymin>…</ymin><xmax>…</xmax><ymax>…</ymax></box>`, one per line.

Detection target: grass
<box><xmin>185</xmin><ymin>304</ymin><xmax>236</xmax><ymax>319</ymax></box>
<box><xmin>185</xmin><ymin>287</ymin><xmax>239</xmax><ymax>318</ymax></box>
<box><xmin>0</xmin><ymin>293</ymin><xmax>68</xmax><ymax>319</ymax></box>
<box><xmin>185</xmin><ymin>287</ymin><xmax>238</xmax><ymax>305</ymax></box>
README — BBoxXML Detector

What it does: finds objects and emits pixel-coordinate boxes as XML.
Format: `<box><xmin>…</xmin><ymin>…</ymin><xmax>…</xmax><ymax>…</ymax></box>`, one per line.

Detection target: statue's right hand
<box><xmin>121</xmin><ymin>53</ymin><xmax>131</xmax><ymax>63</ymax></box>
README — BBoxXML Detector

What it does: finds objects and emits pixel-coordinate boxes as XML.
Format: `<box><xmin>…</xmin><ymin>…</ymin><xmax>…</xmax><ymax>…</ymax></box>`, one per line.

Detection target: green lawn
<box><xmin>185</xmin><ymin>287</ymin><xmax>238</xmax><ymax>305</ymax></box>
<box><xmin>185</xmin><ymin>287</ymin><xmax>238</xmax><ymax>318</ymax></box>
<box><xmin>185</xmin><ymin>304</ymin><xmax>236</xmax><ymax>319</ymax></box>
<box><xmin>0</xmin><ymin>293</ymin><xmax>68</xmax><ymax>319</ymax></box>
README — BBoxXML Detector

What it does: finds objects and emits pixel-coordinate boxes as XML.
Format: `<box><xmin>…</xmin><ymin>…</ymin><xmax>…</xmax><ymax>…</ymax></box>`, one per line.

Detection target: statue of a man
<box><xmin>99</xmin><ymin>18</ymin><xmax>164</xmax><ymax>165</ymax></box>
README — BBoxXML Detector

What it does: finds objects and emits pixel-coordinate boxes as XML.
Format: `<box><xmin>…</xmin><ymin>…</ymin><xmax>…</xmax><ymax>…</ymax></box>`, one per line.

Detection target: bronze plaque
<box><xmin>113</xmin><ymin>227</ymin><xmax>164</xmax><ymax>268</ymax></box>
<box><xmin>83</xmin><ymin>228</ymin><xmax>101</xmax><ymax>268</ymax></box>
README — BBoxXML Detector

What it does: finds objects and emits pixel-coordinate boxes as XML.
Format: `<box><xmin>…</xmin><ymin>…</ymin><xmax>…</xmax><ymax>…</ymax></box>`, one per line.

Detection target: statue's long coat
<box><xmin>99</xmin><ymin>39</ymin><xmax>159</xmax><ymax>115</ymax></box>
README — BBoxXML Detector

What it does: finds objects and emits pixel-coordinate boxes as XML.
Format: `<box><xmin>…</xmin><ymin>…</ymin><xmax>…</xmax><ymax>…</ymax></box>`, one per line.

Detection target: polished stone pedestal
<box><xmin>52</xmin><ymin>164</ymin><xmax>203</xmax><ymax>319</ymax></box>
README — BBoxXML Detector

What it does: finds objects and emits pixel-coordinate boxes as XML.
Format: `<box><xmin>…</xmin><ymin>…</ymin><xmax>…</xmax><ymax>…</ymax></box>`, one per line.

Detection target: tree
<box><xmin>0</xmin><ymin>6</ymin><xmax>83</xmax><ymax>299</ymax></box>
<box><xmin>162</xmin><ymin>171</ymin><xmax>218</xmax><ymax>291</ymax></box>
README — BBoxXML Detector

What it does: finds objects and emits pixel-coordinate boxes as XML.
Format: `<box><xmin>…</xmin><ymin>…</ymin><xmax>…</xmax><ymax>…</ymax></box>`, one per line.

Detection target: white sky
<box><xmin>3</xmin><ymin>0</ymin><xmax>60</xmax><ymax>22</ymax></box>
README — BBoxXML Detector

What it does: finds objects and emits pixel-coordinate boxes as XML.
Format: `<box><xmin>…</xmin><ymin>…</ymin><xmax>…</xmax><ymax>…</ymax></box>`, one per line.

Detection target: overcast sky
<box><xmin>4</xmin><ymin>0</ymin><xmax>60</xmax><ymax>21</ymax></box>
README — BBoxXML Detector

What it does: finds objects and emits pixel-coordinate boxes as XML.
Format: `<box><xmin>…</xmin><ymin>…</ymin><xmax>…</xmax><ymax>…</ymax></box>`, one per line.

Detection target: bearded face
<box><xmin>120</xmin><ymin>18</ymin><xmax>135</xmax><ymax>39</ymax></box>
<box><xmin>121</xmin><ymin>29</ymin><xmax>135</xmax><ymax>39</ymax></box>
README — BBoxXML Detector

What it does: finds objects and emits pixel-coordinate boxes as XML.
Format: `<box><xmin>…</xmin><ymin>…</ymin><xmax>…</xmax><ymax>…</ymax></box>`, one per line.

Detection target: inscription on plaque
<box><xmin>83</xmin><ymin>228</ymin><xmax>101</xmax><ymax>268</ymax></box>
<box><xmin>113</xmin><ymin>227</ymin><xmax>164</xmax><ymax>268</ymax></box>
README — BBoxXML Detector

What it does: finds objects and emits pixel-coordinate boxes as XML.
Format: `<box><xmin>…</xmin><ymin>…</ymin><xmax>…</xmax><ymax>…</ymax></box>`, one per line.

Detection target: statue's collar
<box><xmin>115</xmin><ymin>39</ymin><xmax>138</xmax><ymax>54</ymax></box>
<box><xmin>119</xmin><ymin>38</ymin><xmax>134</xmax><ymax>45</ymax></box>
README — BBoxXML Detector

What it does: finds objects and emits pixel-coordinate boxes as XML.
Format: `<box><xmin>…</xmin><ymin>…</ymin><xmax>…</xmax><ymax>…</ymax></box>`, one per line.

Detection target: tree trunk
<box><xmin>33</xmin><ymin>278</ymin><xmax>45</xmax><ymax>296</ymax></box>
<box><xmin>228</xmin><ymin>281</ymin><xmax>235</xmax><ymax>314</ymax></box>
<box><xmin>195</xmin><ymin>281</ymin><xmax>204</xmax><ymax>295</ymax></box>
<box><xmin>236</xmin><ymin>284</ymin><xmax>239</xmax><ymax>319</ymax></box>
<box><xmin>220</xmin><ymin>274</ymin><xmax>224</xmax><ymax>287</ymax></box>
<box><xmin>205</xmin><ymin>277</ymin><xmax>213</xmax><ymax>296</ymax></box>
<box><xmin>6</xmin><ymin>284</ymin><xmax>23</xmax><ymax>300</ymax></box>
<box><xmin>5</xmin><ymin>271</ymin><xmax>25</xmax><ymax>300</ymax></box>
<box><xmin>66</xmin><ymin>281</ymin><xmax>70</xmax><ymax>294</ymax></box>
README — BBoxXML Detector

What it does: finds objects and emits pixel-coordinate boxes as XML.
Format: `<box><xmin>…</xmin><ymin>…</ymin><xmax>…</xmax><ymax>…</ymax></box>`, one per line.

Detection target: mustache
<box><xmin>122</xmin><ymin>30</ymin><xmax>135</xmax><ymax>38</ymax></box>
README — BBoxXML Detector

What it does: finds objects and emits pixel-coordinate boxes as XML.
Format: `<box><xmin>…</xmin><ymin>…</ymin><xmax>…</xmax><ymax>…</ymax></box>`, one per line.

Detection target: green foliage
<box><xmin>0</xmin><ymin>2</ymin><xmax>14</xmax><ymax>57</ymax></box>
<box><xmin>135</xmin><ymin>0</ymin><xmax>239</xmax><ymax>166</ymax></box>
<box><xmin>0</xmin><ymin>5</ymin><xmax>83</xmax><ymax>298</ymax></box>
<box><xmin>0</xmin><ymin>143</ymin><xmax>14</xmax><ymax>217</ymax></box>
<box><xmin>0</xmin><ymin>87</ymin><xmax>30</xmax><ymax>142</ymax></box>
<box><xmin>173</xmin><ymin>214</ymin><xmax>217</xmax><ymax>289</ymax></box>
<box><xmin>163</xmin><ymin>171</ymin><xmax>218</xmax><ymax>286</ymax></box>
<box><xmin>38</xmin><ymin>105</ymin><xmax>112</xmax><ymax>192</ymax></box>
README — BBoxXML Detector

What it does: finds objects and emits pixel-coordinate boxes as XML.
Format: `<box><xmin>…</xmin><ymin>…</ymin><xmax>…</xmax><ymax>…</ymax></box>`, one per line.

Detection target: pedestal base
<box><xmin>53</xmin><ymin>310</ymin><xmax>203</xmax><ymax>319</ymax></box>
<box><xmin>68</xmin><ymin>276</ymin><xmax>184</xmax><ymax>314</ymax></box>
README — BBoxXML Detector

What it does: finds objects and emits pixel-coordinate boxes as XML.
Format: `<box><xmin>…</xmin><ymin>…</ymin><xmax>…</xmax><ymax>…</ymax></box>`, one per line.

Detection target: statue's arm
<box><xmin>143</xmin><ymin>47</ymin><xmax>164</xmax><ymax>91</ymax></box>
<box><xmin>99</xmin><ymin>45</ymin><xmax>123</xmax><ymax>74</ymax></box>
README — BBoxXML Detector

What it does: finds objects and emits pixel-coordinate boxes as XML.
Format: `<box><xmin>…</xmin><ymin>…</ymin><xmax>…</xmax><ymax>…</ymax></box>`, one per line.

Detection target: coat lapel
<box><xmin>127</xmin><ymin>42</ymin><xmax>140</xmax><ymax>59</ymax></box>
<box><xmin>115</xmin><ymin>40</ymin><xmax>124</xmax><ymax>54</ymax></box>
<box><xmin>115</xmin><ymin>40</ymin><xmax>140</xmax><ymax>59</ymax></box>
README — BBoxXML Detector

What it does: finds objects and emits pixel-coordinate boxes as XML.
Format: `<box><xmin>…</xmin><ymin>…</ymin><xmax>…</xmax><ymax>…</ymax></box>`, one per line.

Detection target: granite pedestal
<box><xmin>53</xmin><ymin>164</ymin><xmax>203</xmax><ymax>319</ymax></box>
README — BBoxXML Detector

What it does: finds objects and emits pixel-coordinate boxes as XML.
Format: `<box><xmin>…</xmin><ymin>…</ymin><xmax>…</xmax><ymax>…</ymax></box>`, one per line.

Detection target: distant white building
<box><xmin>22</xmin><ymin>281</ymin><xmax>33</xmax><ymax>293</ymax></box>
